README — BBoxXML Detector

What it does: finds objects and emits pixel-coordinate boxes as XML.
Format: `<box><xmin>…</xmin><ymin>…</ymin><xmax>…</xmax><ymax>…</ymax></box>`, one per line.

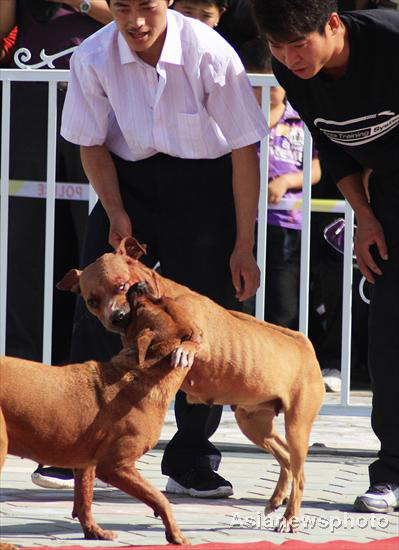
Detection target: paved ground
<box><xmin>1</xmin><ymin>392</ymin><xmax>398</xmax><ymax>548</ymax></box>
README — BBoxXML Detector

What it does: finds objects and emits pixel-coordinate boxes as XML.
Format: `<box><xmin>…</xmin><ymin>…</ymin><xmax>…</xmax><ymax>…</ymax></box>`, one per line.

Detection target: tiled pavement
<box><xmin>1</xmin><ymin>392</ymin><xmax>398</xmax><ymax>547</ymax></box>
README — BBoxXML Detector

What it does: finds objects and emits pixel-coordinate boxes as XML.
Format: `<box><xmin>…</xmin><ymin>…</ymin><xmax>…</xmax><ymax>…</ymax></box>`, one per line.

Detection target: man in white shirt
<box><xmin>61</xmin><ymin>0</ymin><xmax>267</xmax><ymax>497</ymax></box>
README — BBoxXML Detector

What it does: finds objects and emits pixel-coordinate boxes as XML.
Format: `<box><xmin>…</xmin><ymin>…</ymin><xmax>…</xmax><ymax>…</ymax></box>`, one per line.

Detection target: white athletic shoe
<box><xmin>31</xmin><ymin>467</ymin><xmax>110</xmax><ymax>489</ymax></box>
<box><xmin>354</xmin><ymin>483</ymin><xmax>399</xmax><ymax>513</ymax></box>
<box><xmin>322</xmin><ymin>368</ymin><xmax>342</xmax><ymax>393</ymax></box>
<box><xmin>31</xmin><ymin>470</ymin><xmax>74</xmax><ymax>489</ymax></box>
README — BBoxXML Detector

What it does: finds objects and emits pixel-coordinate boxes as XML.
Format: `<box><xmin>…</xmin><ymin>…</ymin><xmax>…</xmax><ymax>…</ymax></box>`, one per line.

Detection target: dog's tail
<box><xmin>0</xmin><ymin>407</ymin><xmax>8</xmax><ymax>471</ymax></box>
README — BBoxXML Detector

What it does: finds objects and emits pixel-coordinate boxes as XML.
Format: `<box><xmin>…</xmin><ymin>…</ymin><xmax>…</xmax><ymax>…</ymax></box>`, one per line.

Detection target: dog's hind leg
<box><xmin>277</xmin><ymin>392</ymin><xmax>320</xmax><ymax>533</ymax></box>
<box><xmin>0</xmin><ymin>412</ymin><xmax>18</xmax><ymax>550</ymax></box>
<box><xmin>72</xmin><ymin>467</ymin><xmax>116</xmax><ymax>540</ymax></box>
<box><xmin>0</xmin><ymin>408</ymin><xmax>8</xmax><ymax>471</ymax></box>
<box><xmin>234</xmin><ymin>406</ymin><xmax>292</xmax><ymax>513</ymax></box>
<box><xmin>97</xmin><ymin>462</ymin><xmax>189</xmax><ymax>545</ymax></box>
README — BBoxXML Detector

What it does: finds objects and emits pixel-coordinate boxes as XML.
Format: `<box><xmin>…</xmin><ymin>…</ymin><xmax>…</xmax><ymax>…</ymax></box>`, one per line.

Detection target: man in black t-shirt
<box><xmin>253</xmin><ymin>0</ymin><xmax>399</xmax><ymax>514</ymax></box>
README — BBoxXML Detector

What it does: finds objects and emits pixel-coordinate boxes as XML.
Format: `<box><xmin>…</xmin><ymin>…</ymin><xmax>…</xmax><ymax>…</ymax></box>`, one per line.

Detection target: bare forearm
<box><xmin>231</xmin><ymin>144</ymin><xmax>260</xmax><ymax>249</ymax></box>
<box><xmin>230</xmin><ymin>143</ymin><xmax>260</xmax><ymax>300</ymax></box>
<box><xmin>56</xmin><ymin>0</ymin><xmax>113</xmax><ymax>25</ymax></box>
<box><xmin>337</xmin><ymin>173</ymin><xmax>388</xmax><ymax>282</ymax></box>
<box><xmin>80</xmin><ymin>145</ymin><xmax>124</xmax><ymax>218</ymax></box>
<box><xmin>0</xmin><ymin>0</ymin><xmax>16</xmax><ymax>39</ymax></box>
<box><xmin>336</xmin><ymin>173</ymin><xmax>375</xmax><ymax>222</ymax></box>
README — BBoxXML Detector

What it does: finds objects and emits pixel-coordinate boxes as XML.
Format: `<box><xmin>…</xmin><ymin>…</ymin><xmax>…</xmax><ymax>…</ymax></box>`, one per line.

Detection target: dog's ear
<box><xmin>56</xmin><ymin>269</ymin><xmax>82</xmax><ymax>294</ymax></box>
<box><xmin>117</xmin><ymin>237</ymin><xmax>147</xmax><ymax>260</ymax></box>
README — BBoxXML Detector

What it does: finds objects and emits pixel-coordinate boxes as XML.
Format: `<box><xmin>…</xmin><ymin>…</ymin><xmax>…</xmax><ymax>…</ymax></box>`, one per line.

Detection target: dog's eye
<box><xmin>87</xmin><ymin>298</ymin><xmax>99</xmax><ymax>309</ymax></box>
<box><xmin>117</xmin><ymin>282</ymin><xmax>128</xmax><ymax>293</ymax></box>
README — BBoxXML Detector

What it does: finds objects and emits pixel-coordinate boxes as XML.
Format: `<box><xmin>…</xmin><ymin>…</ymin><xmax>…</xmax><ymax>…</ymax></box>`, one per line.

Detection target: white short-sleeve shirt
<box><xmin>61</xmin><ymin>9</ymin><xmax>268</xmax><ymax>161</ymax></box>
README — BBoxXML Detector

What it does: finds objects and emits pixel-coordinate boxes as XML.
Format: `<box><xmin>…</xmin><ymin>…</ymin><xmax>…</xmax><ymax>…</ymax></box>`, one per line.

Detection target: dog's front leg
<box><xmin>171</xmin><ymin>339</ymin><xmax>201</xmax><ymax>368</ymax></box>
<box><xmin>162</xmin><ymin>300</ymin><xmax>207</xmax><ymax>368</ymax></box>
<box><xmin>72</xmin><ymin>467</ymin><xmax>115</xmax><ymax>540</ymax></box>
<box><xmin>121</xmin><ymin>327</ymin><xmax>156</xmax><ymax>366</ymax></box>
<box><xmin>97</xmin><ymin>462</ymin><xmax>189</xmax><ymax>545</ymax></box>
<box><xmin>135</xmin><ymin>328</ymin><xmax>156</xmax><ymax>365</ymax></box>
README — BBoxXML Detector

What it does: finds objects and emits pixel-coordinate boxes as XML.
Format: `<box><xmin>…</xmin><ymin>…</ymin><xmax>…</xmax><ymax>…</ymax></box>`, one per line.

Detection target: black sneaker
<box><xmin>31</xmin><ymin>465</ymin><xmax>74</xmax><ymax>489</ymax></box>
<box><xmin>354</xmin><ymin>483</ymin><xmax>399</xmax><ymax>513</ymax></box>
<box><xmin>165</xmin><ymin>466</ymin><xmax>233</xmax><ymax>498</ymax></box>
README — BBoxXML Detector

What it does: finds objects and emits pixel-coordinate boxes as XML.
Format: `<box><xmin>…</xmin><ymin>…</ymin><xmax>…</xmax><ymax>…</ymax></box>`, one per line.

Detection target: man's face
<box><xmin>110</xmin><ymin>0</ymin><xmax>170</xmax><ymax>64</ymax></box>
<box><xmin>266</xmin><ymin>23</ymin><xmax>337</xmax><ymax>80</ymax></box>
<box><xmin>173</xmin><ymin>0</ymin><xmax>223</xmax><ymax>27</ymax></box>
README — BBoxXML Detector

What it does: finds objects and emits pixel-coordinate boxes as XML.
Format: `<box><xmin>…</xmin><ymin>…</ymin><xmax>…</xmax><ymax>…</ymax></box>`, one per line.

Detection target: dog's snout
<box><xmin>127</xmin><ymin>281</ymin><xmax>148</xmax><ymax>304</ymax></box>
<box><xmin>110</xmin><ymin>309</ymin><xmax>128</xmax><ymax>326</ymax></box>
<box><xmin>130</xmin><ymin>281</ymin><xmax>148</xmax><ymax>296</ymax></box>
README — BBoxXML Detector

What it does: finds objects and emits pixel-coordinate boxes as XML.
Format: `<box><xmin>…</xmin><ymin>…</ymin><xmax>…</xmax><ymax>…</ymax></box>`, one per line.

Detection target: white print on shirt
<box><xmin>272</xmin><ymin>145</ymin><xmax>303</xmax><ymax>164</ymax></box>
<box><xmin>271</xmin><ymin>125</ymin><xmax>304</xmax><ymax>165</ymax></box>
<box><xmin>314</xmin><ymin>111</ymin><xmax>399</xmax><ymax>146</ymax></box>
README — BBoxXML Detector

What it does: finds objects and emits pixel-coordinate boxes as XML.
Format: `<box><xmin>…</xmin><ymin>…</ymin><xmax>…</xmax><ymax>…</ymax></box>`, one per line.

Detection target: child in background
<box><xmin>172</xmin><ymin>0</ymin><xmax>228</xmax><ymax>27</ymax></box>
<box><xmin>239</xmin><ymin>38</ymin><xmax>321</xmax><ymax>330</ymax></box>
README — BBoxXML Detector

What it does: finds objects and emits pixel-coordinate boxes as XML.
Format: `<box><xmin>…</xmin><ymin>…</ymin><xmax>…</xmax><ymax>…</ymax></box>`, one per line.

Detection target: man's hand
<box><xmin>109</xmin><ymin>209</ymin><xmax>132</xmax><ymax>250</ymax></box>
<box><xmin>354</xmin><ymin>215</ymin><xmax>388</xmax><ymax>284</ymax></box>
<box><xmin>230</xmin><ymin>246</ymin><xmax>260</xmax><ymax>302</ymax></box>
<box><xmin>336</xmin><ymin>173</ymin><xmax>388</xmax><ymax>284</ymax></box>
<box><xmin>268</xmin><ymin>176</ymin><xmax>289</xmax><ymax>204</ymax></box>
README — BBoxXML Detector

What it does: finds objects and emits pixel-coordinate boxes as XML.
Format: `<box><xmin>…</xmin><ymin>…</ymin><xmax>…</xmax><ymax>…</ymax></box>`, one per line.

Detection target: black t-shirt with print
<box><xmin>272</xmin><ymin>9</ymin><xmax>399</xmax><ymax>184</ymax></box>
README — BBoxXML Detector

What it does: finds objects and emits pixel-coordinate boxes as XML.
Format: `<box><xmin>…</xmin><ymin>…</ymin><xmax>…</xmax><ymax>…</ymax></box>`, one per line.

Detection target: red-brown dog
<box><xmin>0</xmin><ymin>283</ymin><xmax>193</xmax><ymax>545</ymax></box>
<box><xmin>58</xmin><ymin>237</ymin><xmax>325</xmax><ymax>532</ymax></box>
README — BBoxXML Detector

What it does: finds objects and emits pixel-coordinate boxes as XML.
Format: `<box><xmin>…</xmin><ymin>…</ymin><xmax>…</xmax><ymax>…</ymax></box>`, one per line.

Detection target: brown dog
<box><xmin>58</xmin><ymin>236</ymin><xmax>325</xmax><ymax>532</ymax></box>
<box><xmin>0</xmin><ymin>283</ymin><xmax>193</xmax><ymax>545</ymax></box>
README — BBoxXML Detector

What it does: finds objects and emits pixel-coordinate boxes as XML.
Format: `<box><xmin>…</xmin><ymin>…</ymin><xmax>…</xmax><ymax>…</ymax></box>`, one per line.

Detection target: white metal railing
<box><xmin>0</xmin><ymin>68</ymin><xmax>368</xmax><ymax>416</ymax></box>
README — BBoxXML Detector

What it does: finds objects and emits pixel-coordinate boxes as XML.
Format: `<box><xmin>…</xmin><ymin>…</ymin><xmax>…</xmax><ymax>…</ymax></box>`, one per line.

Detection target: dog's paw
<box><xmin>84</xmin><ymin>527</ymin><xmax>116</xmax><ymax>540</ymax></box>
<box><xmin>264</xmin><ymin>500</ymin><xmax>278</xmax><ymax>515</ymax></box>
<box><xmin>171</xmin><ymin>342</ymin><xmax>198</xmax><ymax>368</ymax></box>
<box><xmin>265</xmin><ymin>495</ymin><xmax>288</xmax><ymax>515</ymax></box>
<box><xmin>274</xmin><ymin>516</ymin><xmax>299</xmax><ymax>533</ymax></box>
<box><xmin>0</xmin><ymin>543</ymin><xmax>20</xmax><ymax>550</ymax></box>
<box><xmin>165</xmin><ymin>529</ymin><xmax>191</xmax><ymax>545</ymax></box>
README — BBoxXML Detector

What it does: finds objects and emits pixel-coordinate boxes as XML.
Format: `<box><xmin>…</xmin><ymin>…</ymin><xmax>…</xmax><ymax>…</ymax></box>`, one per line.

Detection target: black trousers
<box><xmin>368</xmin><ymin>175</ymin><xmax>399</xmax><ymax>485</ymax></box>
<box><xmin>70</xmin><ymin>152</ymin><xmax>241</xmax><ymax>477</ymax></box>
<box><xmin>264</xmin><ymin>225</ymin><xmax>301</xmax><ymax>330</ymax></box>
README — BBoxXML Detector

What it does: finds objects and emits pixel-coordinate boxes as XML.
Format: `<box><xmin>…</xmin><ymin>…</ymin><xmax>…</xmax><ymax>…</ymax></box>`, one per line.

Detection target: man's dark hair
<box><xmin>238</xmin><ymin>37</ymin><xmax>272</xmax><ymax>73</ymax></box>
<box><xmin>252</xmin><ymin>0</ymin><xmax>338</xmax><ymax>41</ymax></box>
<box><xmin>173</xmin><ymin>0</ymin><xmax>229</xmax><ymax>9</ymax></box>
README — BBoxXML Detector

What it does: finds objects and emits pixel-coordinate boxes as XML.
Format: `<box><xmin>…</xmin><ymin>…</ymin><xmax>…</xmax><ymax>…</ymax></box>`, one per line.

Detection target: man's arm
<box><xmin>230</xmin><ymin>143</ymin><xmax>261</xmax><ymax>302</ymax></box>
<box><xmin>46</xmin><ymin>0</ymin><xmax>113</xmax><ymax>25</ymax></box>
<box><xmin>80</xmin><ymin>145</ymin><xmax>132</xmax><ymax>249</ymax></box>
<box><xmin>337</xmin><ymin>173</ymin><xmax>388</xmax><ymax>284</ymax></box>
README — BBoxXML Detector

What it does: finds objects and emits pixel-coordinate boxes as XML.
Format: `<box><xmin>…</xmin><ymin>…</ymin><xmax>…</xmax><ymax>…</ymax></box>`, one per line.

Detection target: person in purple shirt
<box><xmin>239</xmin><ymin>38</ymin><xmax>321</xmax><ymax>329</ymax></box>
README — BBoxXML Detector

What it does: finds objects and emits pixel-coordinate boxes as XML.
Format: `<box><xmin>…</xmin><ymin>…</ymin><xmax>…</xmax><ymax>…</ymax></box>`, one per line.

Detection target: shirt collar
<box><xmin>117</xmin><ymin>10</ymin><xmax>183</xmax><ymax>66</ymax></box>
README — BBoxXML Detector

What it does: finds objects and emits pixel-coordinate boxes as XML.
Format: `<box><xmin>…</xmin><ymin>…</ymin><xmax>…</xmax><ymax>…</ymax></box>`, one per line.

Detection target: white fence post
<box><xmin>298</xmin><ymin>129</ymin><xmax>313</xmax><ymax>336</ymax></box>
<box><xmin>340</xmin><ymin>201</ymin><xmax>355</xmax><ymax>406</ymax></box>
<box><xmin>0</xmin><ymin>79</ymin><xmax>11</xmax><ymax>356</ymax></box>
<box><xmin>42</xmin><ymin>80</ymin><xmax>58</xmax><ymax>364</ymax></box>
